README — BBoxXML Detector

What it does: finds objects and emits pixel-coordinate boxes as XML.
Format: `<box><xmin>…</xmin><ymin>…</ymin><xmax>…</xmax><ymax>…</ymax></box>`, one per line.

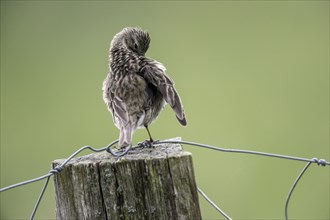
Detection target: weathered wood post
<box><xmin>52</xmin><ymin>138</ymin><xmax>202</xmax><ymax>220</ymax></box>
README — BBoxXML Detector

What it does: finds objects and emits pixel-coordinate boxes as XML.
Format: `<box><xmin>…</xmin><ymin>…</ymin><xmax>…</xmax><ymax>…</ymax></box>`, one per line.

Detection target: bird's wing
<box><xmin>140</xmin><ymin>59</ymin><xmax>187</xmax><ymax>126</ymax></box>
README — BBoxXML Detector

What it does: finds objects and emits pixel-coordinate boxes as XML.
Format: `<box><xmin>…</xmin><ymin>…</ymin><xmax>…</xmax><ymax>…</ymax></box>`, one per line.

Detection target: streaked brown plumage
<box><xmin>102</xmin><ymin>27</ymin><xmax>187</xmax><ymax>148</ymax></box>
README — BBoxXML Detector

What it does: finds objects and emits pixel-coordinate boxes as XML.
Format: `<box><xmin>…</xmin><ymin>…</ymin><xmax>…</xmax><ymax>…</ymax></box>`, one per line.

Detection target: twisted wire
<box><xmin>0</xmin><ymin>138</ymin><xmax>329</xmax><ymax>220</ymax></box>
<box><xmin>284</xmin><ymin>158</ymin><xmax>326</xmax><ymax>220</ymax></box>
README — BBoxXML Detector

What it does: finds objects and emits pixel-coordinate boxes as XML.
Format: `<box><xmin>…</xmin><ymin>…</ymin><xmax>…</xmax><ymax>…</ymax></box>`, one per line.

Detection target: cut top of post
<box><xmin>53</xmin><ymin>137</ymin><xmax>187</xmax><ymax>165</ymax></box>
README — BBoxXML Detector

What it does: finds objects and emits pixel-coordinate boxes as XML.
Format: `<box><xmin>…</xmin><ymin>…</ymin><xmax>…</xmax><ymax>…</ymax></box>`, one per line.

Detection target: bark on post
<box><xmin>52</xmin><ymin>138</ymin><xmax>202</xmax><ymax>220</ymax></box>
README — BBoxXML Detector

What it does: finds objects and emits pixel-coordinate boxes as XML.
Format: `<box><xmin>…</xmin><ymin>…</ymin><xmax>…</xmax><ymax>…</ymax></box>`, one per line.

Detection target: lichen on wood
<box><xmin>53</xmin><ymin>138</ymin><xmax>201</xmax><ymax>220</ymax></box>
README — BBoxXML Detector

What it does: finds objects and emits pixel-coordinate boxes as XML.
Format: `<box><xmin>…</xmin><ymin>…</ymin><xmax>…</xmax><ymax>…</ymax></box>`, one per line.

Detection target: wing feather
<box><xmin>140</xmin><ymin>59</ymin><xmax>187</xmax><ymax>126</ymax></box>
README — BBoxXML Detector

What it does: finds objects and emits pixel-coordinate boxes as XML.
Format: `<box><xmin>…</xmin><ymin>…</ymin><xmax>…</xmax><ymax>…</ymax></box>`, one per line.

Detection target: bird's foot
<box><xmin>137</xmin><ymin>139</ymin><xmax>159</xmax><ymax>148</ymax></box>
<box><xmin>118</xmin><ymin>146</ymin><xmax>129</xmax><ymax>151</ymax></box>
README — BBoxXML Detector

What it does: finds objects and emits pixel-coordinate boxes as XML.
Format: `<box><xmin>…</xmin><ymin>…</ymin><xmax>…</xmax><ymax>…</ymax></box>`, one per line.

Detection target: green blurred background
<box><xmin>1</xmin><ymin>1</ymin><xmax>329</xmax><ymax>219</ymax></box>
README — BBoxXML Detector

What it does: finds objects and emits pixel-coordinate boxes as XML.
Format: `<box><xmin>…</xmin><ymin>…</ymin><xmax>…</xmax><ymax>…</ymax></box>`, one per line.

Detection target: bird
<box><xmin>102</xmin><ymin>27</ymin><xmax>187</xmax><ymax>148</ymax></box>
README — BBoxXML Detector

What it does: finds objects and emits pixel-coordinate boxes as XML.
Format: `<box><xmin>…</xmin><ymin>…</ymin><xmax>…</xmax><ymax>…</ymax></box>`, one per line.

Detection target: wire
<box><xmin>197</xmin><ymin>187</ymin><xmax>232</xmax><ymax>220</ymax></box>
<box><xmin>30</xmin><ymin>176</ymin><xmax>51</xmax><ymax>220</ymax></box>
<box><xmin>154</xmin><ymin>140</ymin><xmax>330</xmax><ymax>166</ymax></box>
<box><xmin>0</xmin><ymin>173</ymin><xmax>53</xmax><ymax>192</ymax></box>
<box><xmin>0</xmin><ymin>138</ymin><xmax>329</xmax><ymax>220</ymax></box>
<box><xmin>0</xmin><ymin>140</ymin><xmax>119</xmax><ymax>193</ymax></box>
<box><xmin>284</xmin><ymin>159</ymin><xmax>314</xmax><ymax>220</ymax></box>
<box><xmin>154</xmin><ymin>139</ymin><xmax>329</xmax><ymax>220</ymax></box>
<box><xmin>0</xmin><ymin>140</ymin><xmax>119</xmax><ymax>220</ymax></box>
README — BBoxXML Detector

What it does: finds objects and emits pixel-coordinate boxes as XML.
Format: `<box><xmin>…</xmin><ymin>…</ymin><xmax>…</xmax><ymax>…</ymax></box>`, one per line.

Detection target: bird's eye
<box><xmin>134</xmin><ymin>43</ymin><xmax>138</xmax><ymax>50</ymax></box>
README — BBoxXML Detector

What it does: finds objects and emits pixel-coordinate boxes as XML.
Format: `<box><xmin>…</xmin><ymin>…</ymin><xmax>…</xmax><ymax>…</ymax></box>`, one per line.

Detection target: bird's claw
<box><xmin>137</xmin><ymin>140</ymin><xmax>159</xmax><ymax>148</ymax></box>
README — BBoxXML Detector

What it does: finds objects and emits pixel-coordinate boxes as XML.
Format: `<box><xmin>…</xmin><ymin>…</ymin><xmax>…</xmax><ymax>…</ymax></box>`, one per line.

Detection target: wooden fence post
<box><xmin>52</xmin><ymin>138</ymin><xmax>202</xmax><ymax>220</ymax></box>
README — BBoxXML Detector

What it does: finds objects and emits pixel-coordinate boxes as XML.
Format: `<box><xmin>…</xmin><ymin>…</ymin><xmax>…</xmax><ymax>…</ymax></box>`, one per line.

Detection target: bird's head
<box><xmin>111</xmin><ymin>27</ymin><xmax>150</xmax><ymax>56</ymax></box>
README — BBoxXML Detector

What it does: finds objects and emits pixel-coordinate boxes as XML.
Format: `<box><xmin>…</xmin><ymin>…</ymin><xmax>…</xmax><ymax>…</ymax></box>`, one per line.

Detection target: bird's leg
<box><xmin>145</xmin><ymin>125</ymin><xmax>153</xmax><ymax>142</ymax></box>
<box><xmin>137</xmin><ymin>125</ymin><xmax>156</xmax><ymax>148</ymax></box>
